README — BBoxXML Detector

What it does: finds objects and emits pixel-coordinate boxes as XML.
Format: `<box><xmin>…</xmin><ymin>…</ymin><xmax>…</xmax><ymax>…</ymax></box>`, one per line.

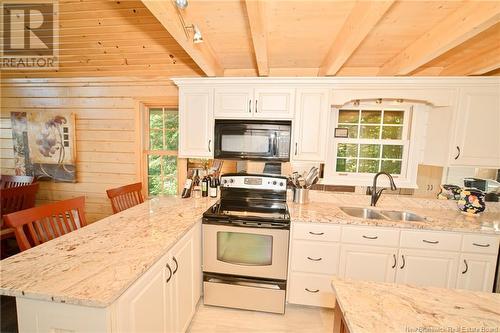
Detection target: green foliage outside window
<box><xmin>147</xmin><ymin>108</ymin><xmax>178</xmax><ymax>196</ymax></box>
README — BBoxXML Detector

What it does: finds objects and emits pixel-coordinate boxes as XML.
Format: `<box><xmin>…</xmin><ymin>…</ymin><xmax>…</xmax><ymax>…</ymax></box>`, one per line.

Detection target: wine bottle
<box><xmin>181</xmin><ymin>177</ymin><xmax>193</xmax><ymax>198</ymax></box>
<box><xmin>192</xmin><ymin>170</ymin><xmax>201</xmax><ymax>198</ymax></box>
<box><xmin>201</xmin><ymin>175</ymin><xmax>209</xmax><ymax>197</ymax></box>
<box><xmin>209</xmin><ymin>176</ymin><xmax>218</xmax><ymax>198</ymax></box>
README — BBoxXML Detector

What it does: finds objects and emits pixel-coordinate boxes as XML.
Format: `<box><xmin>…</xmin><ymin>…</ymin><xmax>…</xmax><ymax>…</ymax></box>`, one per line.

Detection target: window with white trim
<box><xmin>326</xmin><ymin>103</ymin><xmax>416</xmax><ymax>187</ymax></box>
<box><xmin>144</xmin><ymin>107</ymin><xmax>179</xmax><ymax>196</ymax></box>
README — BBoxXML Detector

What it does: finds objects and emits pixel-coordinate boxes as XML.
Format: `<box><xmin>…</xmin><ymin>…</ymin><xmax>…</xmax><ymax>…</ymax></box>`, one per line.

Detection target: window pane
<box><xmin>383</xmin><ymin>111</ymin><xmax>404</xmax><ymax>125</ymax></box>
<box><xmin>337</xmin><ymin>143</ymin><xmax>358</xmax><ymax>158</ymax></box>
<box><xmin>150</xmin><ymin>129</ymin><xmax>163</xmax><ymax>150</ymax></box>
<box><xmin>338</xmin><ymin>125</ymin><xmax>358</xmax><ymax>138</ymax></box>
<box><xmin>382</xmin><ymin>126</ymin><xmax>403</xmax><ymax>139</ymax></box>
<box><xmin>382</xmin><ymin>145</ymin><xmax>403</xmax><ymax>159</ymax></box>
<box><xmin>148</xmin><ymin>176</ymin><xmax>162</xmax><ymax>196</ymax></box>
<box><xmin>149</xmin><ymin>109</ymin><xmax>163</xmax><ymax>129</ymax></box>
<box><xmin>148</xmin><ymin>155</ymin><xmax>161</xmax><ymax>176</ymax></box>
<box><xmin>381</xmin><ymin>160</ymin><xmax>402</xmax><ymax>174</ymax></box>
<box><xmin>360</xmin><ymin>110</ymin><xmax>381</xmax><ymax>124</ymax></box>
<box><xmin>359</xmin><ymin>144</ymin><xmax>380</xmax><ymax>158</ymax></box>
<box><xmin>336</xmin><ymin>158</ymin><xmax>357</xmax><ymax>172</ymax></box>
<box><xmin>162</xmin><ymin>156</ymin><xmax>177</xmax><ymax>178</ymax></box>
<box><xmin>360</xmin><ymin>125</ymin><xmax>380</xmax><ymax>139</ymax></box>
<box><xmin>358</xmin><ymin>159</ymin><xmax>379</xmax><ymax>173</ymax></box>
<box><xmin>164</xmin><ymin>111</ymin><xmax>178</xmax><ymax>150</ymax></box>
<box><xmin>163</xmin><ymin>177</ymin><xmax>177</xmax><ymax>196</ymax></box>
<box><xmin>338</xmin><ymin>110</ymin><xmax>359</xmax><ymax>124</ymax></box>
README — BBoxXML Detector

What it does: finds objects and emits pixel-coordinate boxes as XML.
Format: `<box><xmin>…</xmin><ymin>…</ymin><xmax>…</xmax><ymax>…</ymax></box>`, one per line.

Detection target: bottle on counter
<box><xmin>209</xmin><ymin>176</ymin><xmax>218</xmax><ymax>198</ymax></box>
<box><xmin>202</xmin><ymin>175</ymin><xmax>209</xmax><ymax>197</ymax></box>
<box><xmin>181</xmin><ymin>176</ymin><xmax>193</xmax><ymax>198</ymax></box>
<box><xmin>192</xmin><ymin>169</ymin><xmax>201</xmax><ymax>199</ymax></box>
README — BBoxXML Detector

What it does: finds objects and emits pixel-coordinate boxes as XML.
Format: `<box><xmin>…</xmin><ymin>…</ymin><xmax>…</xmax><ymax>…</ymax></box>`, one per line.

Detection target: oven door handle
<box><xmin>229</xmin><ymin>219</ymin><xmax>289</xmax><ymax>229</ymax></box>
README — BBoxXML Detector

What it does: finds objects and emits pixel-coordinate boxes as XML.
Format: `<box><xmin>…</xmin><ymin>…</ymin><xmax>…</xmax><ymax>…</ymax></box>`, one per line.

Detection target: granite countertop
<box><xmin>289</xmin><ymin>192</ymin><xmax>500</xmax><ymax>234</ymax></box>
<box><xmin>0</xmin><ymin>196</ymin><xmax>216</xmax><ymax>307</ymax></box>
<box><xmin>331</xmin><ymin>277</ymin><xmax>500</xmax><ymax>333</ymax></box>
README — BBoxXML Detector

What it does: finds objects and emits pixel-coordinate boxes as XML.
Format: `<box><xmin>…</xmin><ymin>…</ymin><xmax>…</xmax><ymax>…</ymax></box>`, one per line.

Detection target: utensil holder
<box><xmin>293</xmin><ymin>188</ymin><xmax>309</xmax><ymax>204</ymax></box>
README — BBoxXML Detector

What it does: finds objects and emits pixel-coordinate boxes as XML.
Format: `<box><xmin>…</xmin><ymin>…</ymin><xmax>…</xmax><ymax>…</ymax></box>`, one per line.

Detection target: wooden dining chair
<box><xmin>1</xmin><ymin>183</ymin><xmax>40</xmax><ymax>240</ymax></box>
<box><xmin>1</xmin><ymin>175</ymin><xmax>35</xmax><ymax>189</ymax></box>
<box><xmin>3</xmin><ymin>196</ymin><xmax>87</xmax><ymax>252</ymax></box>
<box><xmin>106</xmin><ymin>182</ymin><xmax>144</xmax><ymax>214</ymax></box>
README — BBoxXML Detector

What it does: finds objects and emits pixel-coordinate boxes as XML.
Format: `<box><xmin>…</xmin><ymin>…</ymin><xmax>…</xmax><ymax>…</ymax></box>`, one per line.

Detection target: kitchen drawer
<box><xmin>293</xmin><ymin>223</ymin><xmax>341</xmax><ymax>242</ymax></box>
<box><xmin>288</xmin><ymin>272</ymin><xmax>335</xmax><ymax>308</ymax></box>
<box><xmin>462</xmin><ymin>234</ymin><xmax>500</xmax><ymax>255</ymax></box>
<box><xmin>341</xmin><ymin>226</ymin><xmax>400</xmax><ymax>247</ymax></box>
<box><xmin>291</xmin><ymin>240</ymin><xmax>340</xmax><ymax>275</ymax></box>
<box><xmin>400</xmin><ymin>230</ymin><xmax>461</xmax><ymax>251</ymax></box>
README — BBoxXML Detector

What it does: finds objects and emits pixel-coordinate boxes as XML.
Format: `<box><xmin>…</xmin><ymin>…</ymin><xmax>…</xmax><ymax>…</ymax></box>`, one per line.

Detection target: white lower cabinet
<box><xmin>456</xmin><ymin>253</ymin><xmax>497</xmax><ymax>292</ymax></box>
<box><xmin>288</xmin><ymin>222</ymin><xmax>499</xmax><ymax>309</ymax></box>
<box><xmin>116</xmin><ymin>223</ymin><xmax>200</xmax><ymax>332</ymax></box>
<box><xmin>395</xmin><ymin>249</ymin><xmax>459</xmax><ymax>288</ymax></box>
<box><xmin>339</xmin><ymin>245</ymin><xmax>397</xmax><ymax>283</ymax></box>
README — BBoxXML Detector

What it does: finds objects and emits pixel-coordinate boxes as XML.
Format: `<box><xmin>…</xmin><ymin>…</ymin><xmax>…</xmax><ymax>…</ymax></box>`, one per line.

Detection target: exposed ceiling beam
<box><xmin>245</xmin><ymin>0</ymin><xmax>269</xmax><ymax>76</ymax></box>
<box><xmin>318</xmin><ymin>1</ymin><xmax>394</xmax><ymax>76</ymax></box>
<box><xmin>379</xmin><ymin>1</ymin><xmax>500</xmax><ymax>75</ymax></box>
<box><xmin>141</xmin><ymin>0</ymin><xmax>223</xmax><ymax>77</ymax></box>
<box><xmin>440</xmin><ymin>47</ymin><xmax>500</xmax><ymax>75</ymax></box>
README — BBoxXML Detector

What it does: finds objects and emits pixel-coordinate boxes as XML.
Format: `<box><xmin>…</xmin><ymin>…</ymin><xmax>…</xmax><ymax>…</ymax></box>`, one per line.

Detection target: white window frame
<box><xmin>324</xmin><ymin>101</ymin><xmax>422</xmax><ymax>188</ymax></box>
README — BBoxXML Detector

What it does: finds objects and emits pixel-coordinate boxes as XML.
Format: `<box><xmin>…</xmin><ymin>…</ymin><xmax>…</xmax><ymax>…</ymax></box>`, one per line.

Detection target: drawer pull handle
<box><xmin>362</xmin><ymin>235</ymin><xmax>378</xmax><ymax>240</ymax></box>
<box><xmin>422</xmin><ymin>239</ymin><xmax>439</xmax><ymax>244</ymax></box>
<box><xmin>309</xmin><ymin>231</ymin><xmax>324</xmax><ymax>236</ymax></box>
<box><xmin>472</xmin><ymin>242</ymin><xmax>490</xmax><ymax>248</ymax></box>
<box><xmin>462</xmin><ymin>259</ymin><xmax>468</xmax><ymax>274</ymax></box>
<box><xmin>307</xmin><ymin>256</ymin><xmax>322</xmax><ymax>261</ymax></box>
<box><xmin>392</xmin><ymin>254</ymin><xmax>397</xmax><ymax>269</ymax></box>
<box><xmin>400</xmin><ymin>255</ymin><xmax>405</xmax><ymax>269</ymax></box>
<box><xmin>305</xmin><ymin>288</ymin><xmax>319</xmax><ymax>293</ymax></box>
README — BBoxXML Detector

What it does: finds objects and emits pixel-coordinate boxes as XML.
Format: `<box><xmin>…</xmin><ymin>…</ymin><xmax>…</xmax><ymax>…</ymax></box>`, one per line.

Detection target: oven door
<box><xmin>214</xmin><ymin>121</ymin><xmax>291</xmax><ymax>161</ymax></box>
<box><xmin>203</xmin><ymin>223</ymin><xmax>289</xmax><ymax>280</ymax></box>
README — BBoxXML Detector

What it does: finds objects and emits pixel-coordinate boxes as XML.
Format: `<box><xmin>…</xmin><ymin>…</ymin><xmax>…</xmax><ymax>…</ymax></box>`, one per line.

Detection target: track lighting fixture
<box><xmin>171</xmin><ymin>0</ymin><xmax>204</xmax><ymax>44</ymax></box>
<box><xmin>174</xmin><ymin>0</ymin><xmax>188</xmax><ymax>10</ymax></box>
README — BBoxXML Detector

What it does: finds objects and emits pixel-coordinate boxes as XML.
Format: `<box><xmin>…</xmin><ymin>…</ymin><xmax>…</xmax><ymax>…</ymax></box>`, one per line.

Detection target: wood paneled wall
<box><xmin>0</xmin><ymin>77</ymin><xmax>178</xmax><ymax>222</ymax></box>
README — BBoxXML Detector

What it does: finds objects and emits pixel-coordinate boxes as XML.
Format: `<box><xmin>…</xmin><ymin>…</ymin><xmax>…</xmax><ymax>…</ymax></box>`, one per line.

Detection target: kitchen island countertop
<box><xmin>331</xmin><ymin>277</ymin><xmax>500</xmax><ymax>333</ymax></box>
<box><xmin>0</xmin><ymin>196</ymin><xmax>216</xmax><ymax>307</ymax></box>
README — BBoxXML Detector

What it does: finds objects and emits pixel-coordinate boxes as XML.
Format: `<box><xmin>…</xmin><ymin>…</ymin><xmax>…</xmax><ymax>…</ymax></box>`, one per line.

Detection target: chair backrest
<box><xmin>0</xmin><ymin>183</ymin><xmax>39</xmax><ymax>225</ymax></box>
<box><xmin>106</xmin><ymin>182</ymin><xmax>144</xmax><ymax>214</ymax></box>
<box><xmin>4</xmin><ymin>196</ymin><xmax>87</xmax><ymax>252</ymax></box>
<box><xmin>1</xmin><ymin>175</ymin><xmax>35</xmax><ymax>189</ymax></box>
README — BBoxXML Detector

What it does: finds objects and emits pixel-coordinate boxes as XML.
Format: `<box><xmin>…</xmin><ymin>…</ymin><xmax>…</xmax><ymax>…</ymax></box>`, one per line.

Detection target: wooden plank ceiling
<box><xmin>3</xmin><ymin>0</ymin><xmax>500</xmax><ymax>78</ymax></box>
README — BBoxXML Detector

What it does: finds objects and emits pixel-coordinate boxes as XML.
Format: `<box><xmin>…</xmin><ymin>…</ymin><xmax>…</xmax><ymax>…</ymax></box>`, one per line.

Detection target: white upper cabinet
<box><xmin>213</xmin><ymin>87</ymin><xmax>295</xmax><ymax>119</ymax></box>
<box><xmin>214</xmin><ymin>87</ymin><xmax>254</xmax><ymax>118</ymax></box>
<box><xmin>179</xmin><ymin>87</ymin><xmax>214</xmax><ymax>158</ymax></box>
<box><xmin>253</xmin><ymin>88</ymin><xmax>295</xmax><ymax>119</ymax></box>
<box><xmin>450</xmin><ymin>86</ymin><xmax>500</xmax><ymax>167</ymax></box>
<box><xmin>292</xmin><ymin>88</ymin><xmax>330</xmax><ymax>161</ymax></box>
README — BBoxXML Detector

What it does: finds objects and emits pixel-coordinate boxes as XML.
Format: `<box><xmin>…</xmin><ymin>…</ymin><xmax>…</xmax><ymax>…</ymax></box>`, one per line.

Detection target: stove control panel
<box><xmin>220</xmin><ymin>175</ymin><xmax>286</xmax><ymax>191</ymax></box>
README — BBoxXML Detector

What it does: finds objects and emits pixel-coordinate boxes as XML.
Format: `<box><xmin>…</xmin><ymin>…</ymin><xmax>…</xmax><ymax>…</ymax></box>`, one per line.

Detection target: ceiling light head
<box><xmin>175</xmin><ymin>0</ymin><xmax>188</xmax><ymax>9</ymax></box>
<box><xmin>192</xmin><ymin>24</ymin><xmax>203</xmax><ymax>44</ymax></box>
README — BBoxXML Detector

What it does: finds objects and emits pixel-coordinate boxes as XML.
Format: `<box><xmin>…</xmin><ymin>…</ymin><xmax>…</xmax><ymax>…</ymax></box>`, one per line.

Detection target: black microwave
<box><xmin>214</xmin><ymin>120</ymin><xmax>291</xmax><ymax>161</ymax></box>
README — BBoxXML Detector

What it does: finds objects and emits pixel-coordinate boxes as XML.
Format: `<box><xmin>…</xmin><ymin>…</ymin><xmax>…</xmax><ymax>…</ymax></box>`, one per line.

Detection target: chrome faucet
<box><xmin>368</xmin><ymin>172</ymin><xmax>397</xmax><ymax>206</ymax></box>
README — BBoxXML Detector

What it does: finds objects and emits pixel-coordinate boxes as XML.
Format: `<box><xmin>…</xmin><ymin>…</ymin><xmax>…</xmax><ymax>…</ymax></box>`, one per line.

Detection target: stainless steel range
<box><xmin>202</xmin><ymin>173</ymin><xmax>290</xmax><ymax>314</ymax></box>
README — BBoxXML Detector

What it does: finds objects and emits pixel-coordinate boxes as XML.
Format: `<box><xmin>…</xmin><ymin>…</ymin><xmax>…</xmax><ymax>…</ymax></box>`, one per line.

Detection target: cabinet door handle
<box><xmin>305</xmin><ymin>288</ymin><xmax>319</xmax><ymax>293</ymax></box>
<box><xmin>362</xmin><ymin>235</ymin><xmax>378</xmax><ymax>240</ymax></box>
<box><xmin>431</xmin><ymin>185</ymin><xmax>433</xmax><ymax>191</ymax></box>
<box><xmin>248</xmin><ymin>99</ymin><xmax>252</xmax><ymax>113</ymax></box>
<box><xmin>422</xmin><ymin>239</ymin><xmax>439</xmax><ymax>244</ymax></box>
<box><xmin>427</xmin><ymin>185</ymin><xmax>430</xmax><ymax>191</ymax></box>
<box><xmin>461</xmin><ymin>259</ymin><xmax>468</xmax><ymax>274</ymax></box>
<box><xmin>454</xmin><ymin>146</ymin><xmax>460</xmax><ymax>160</ymax></box>
<box><xmin>166</xmin><ymin>263</ymin><xmax>173</xmax><ymax>283</ymax></box>
<box><xmin>208</xmin><ymin>139</ymin><xmax>211</xmax><ymax>153</ymax></box>
<box><xmin>400</xmin><ymin>255</ymin><xmax>405</xmax><ymax>269</ymax></box>
<box><xmin>294</xmin><ymin>142</ymin><xmax>298</xmax><ymax>156</ymax></box>
<box><xmin>472</xmin><ymin>242</ymin><xmax>490</xmax><ymax>248</ymax></box>
<box><xmin>392</xmin><ymin>254</ymin><xmax>397</xmax><ymax>269</ymax></box>
<box><xmin>308</xmin><ymin>231</ymin><xmax>324</xmax><ymax>236</ymax></box>
<box><xmin>307</xmin><ymin>256</ymin><xmax>322</xmax><ymax>261</ymax></box>
<box><xmin>255</xmin><ymin>99</ymin><xmax>258</xmax><ymax>113</ymax></box>
<box><xmin>172</xmin><ymin>256</ymin><xmax>179</xmax><ymax>275</ymax></box>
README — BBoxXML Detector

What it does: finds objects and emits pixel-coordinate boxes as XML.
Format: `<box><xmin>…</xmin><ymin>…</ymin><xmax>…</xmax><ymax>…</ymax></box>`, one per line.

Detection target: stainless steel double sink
<box><xmin>340</xmin><ymin>206</ymin><xmax>427</xmax><ymax>222</ymax></box>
